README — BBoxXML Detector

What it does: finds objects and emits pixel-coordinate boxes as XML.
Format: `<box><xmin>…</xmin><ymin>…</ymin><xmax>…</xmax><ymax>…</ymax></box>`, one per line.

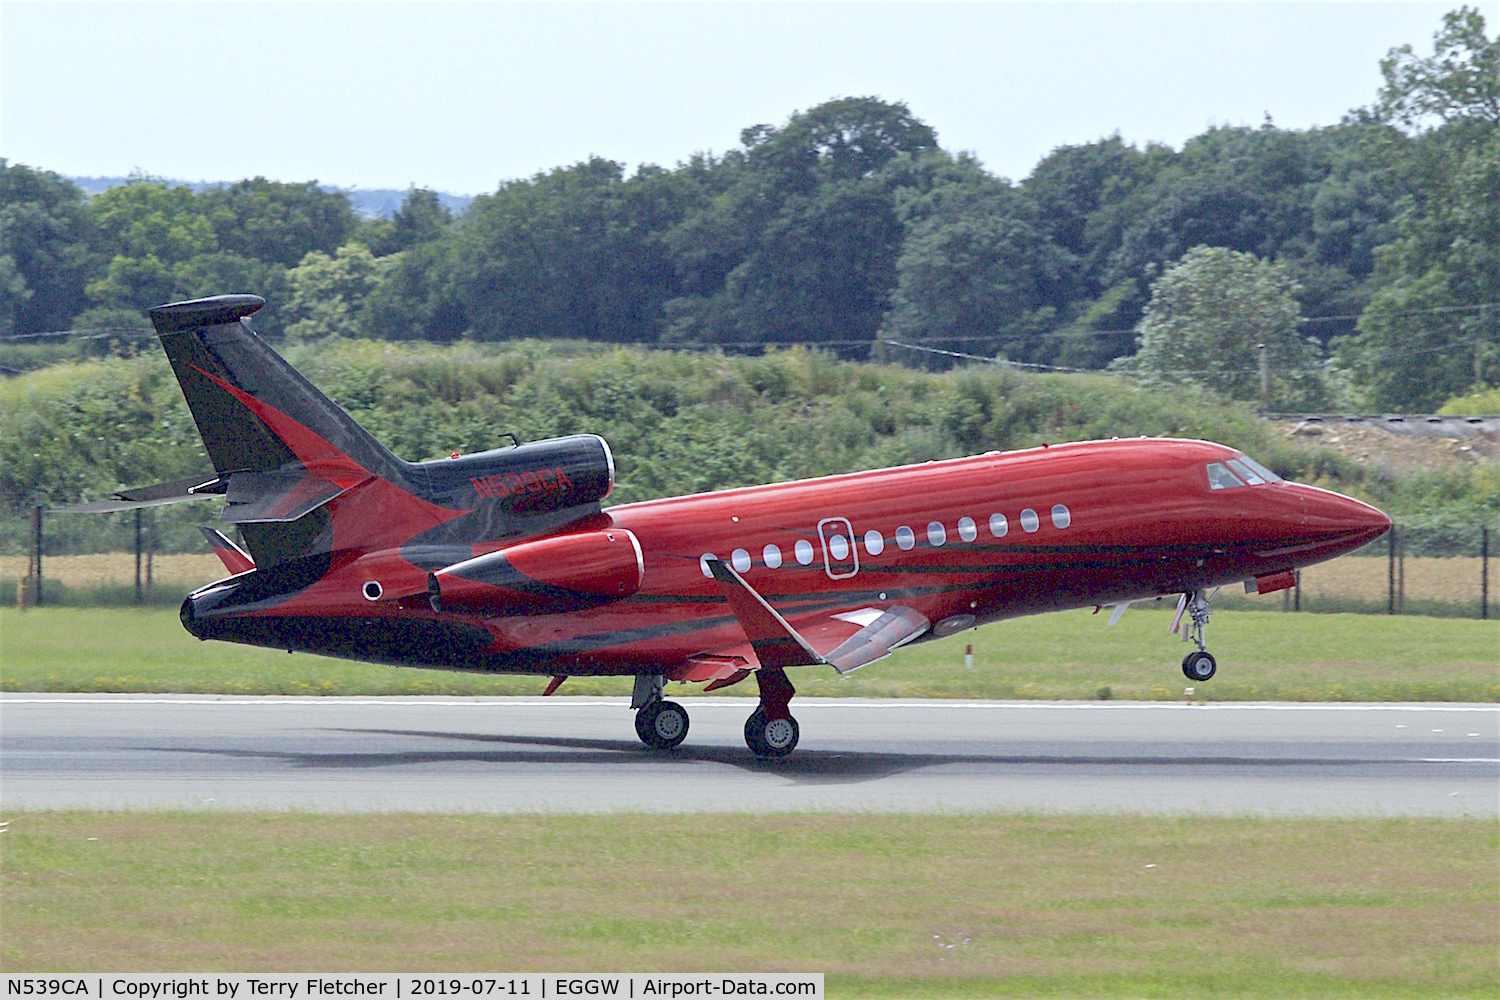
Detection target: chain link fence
<box><xmin>6</xmin><ymin>506</ymin><xmax>1495</xmax><ymax>617</ymax></box>
<box><xmin>1221</xmin><ymin>521</ymin><xmax>1495</xmax><ymax>619</ymax></box>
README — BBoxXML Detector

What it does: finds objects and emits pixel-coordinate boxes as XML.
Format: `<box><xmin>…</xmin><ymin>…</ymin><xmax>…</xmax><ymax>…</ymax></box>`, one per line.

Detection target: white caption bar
<box><xmin>3</xmin><ymin>976</ymin><xmax>823</xmax><ymax>1000</ymax></box>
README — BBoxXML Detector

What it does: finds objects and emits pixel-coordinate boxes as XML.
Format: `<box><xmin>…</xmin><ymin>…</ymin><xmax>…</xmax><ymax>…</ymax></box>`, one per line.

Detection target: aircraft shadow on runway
<box><xmin>145</xmin><ymin>727</ymin><xmax>1450</xmax><ymax>786</ymax></box>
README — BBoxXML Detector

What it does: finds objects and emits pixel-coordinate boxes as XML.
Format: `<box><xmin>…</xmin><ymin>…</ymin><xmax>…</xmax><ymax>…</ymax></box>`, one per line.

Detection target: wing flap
<box><xmin>823</xmin><ymin>606</ymin><xmax>930</xmax><ymax>674</ymax></box>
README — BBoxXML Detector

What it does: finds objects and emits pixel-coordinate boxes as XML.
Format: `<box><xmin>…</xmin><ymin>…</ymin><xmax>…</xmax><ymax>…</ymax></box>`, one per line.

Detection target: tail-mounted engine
<box><xmin>412</xmin><ymin>434</ymin><xmax>614</xmax><ymax>516</ymax></box>
<box><xmin>428</xmin><ymin>528</ymin><xmax>644</xmax><ymax>616</ymax></box>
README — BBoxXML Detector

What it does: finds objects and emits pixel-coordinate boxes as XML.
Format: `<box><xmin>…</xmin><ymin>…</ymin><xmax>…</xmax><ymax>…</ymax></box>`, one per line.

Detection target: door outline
<box><xmin>817</xmin><ymin>517</ymin><xmax>859</xmax><ymax>580</ymax></box>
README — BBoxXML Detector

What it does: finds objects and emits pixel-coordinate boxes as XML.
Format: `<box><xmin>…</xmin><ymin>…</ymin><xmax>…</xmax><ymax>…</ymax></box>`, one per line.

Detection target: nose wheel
<box><xmin>1182</xmin><ymin>650</ymin><xmax>1217</xmax><ymax>682</ymax></box>
<box><xmin>1174</xmin><ymin>588</ymin><xmax>1219</xmax><ymax>682</ymax></box>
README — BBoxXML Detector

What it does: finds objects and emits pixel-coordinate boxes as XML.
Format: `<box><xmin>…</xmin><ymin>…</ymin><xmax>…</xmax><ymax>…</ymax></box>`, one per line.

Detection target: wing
<box><xmin>695</xmin><ymin>558</ymin><xmax>930</xmax><ymax>677</ymax></box>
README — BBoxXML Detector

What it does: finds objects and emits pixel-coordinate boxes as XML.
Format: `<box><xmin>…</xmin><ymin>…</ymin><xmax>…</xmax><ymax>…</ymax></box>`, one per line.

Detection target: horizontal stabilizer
<box><xmin>822</xmin><ymin>606</ymin><xmax>930</xmax><ymax>674</ymax></box>
<box><xmin>705</xmin><ymin>558</ymin><xmax>824</xmax><ymax>670</ymax></box>
<box><xmin>221</xmin><ymin>466</ymin><xmax>359</xmax><ymax>524</ymax></box>
<box><xmin>50</xmin><ymin>474</ymin><xmax>227</xmax><ymax>514</ymax></box>
<box><xmin>199</xmin><ymin>526</ymin><xmax>255</xmax><ymax>575</ymax></box>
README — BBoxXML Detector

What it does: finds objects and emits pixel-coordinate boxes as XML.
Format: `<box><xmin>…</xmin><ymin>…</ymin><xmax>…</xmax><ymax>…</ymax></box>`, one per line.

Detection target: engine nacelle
<box><xmin>412</xmin><ymin>434</ymin><xmax>615</xmax><ymax>516</ymax></box>
<box><xmin>429</xmin><ymin>528</ymin><xmax>644</xmax><ymax>616</ymax></box>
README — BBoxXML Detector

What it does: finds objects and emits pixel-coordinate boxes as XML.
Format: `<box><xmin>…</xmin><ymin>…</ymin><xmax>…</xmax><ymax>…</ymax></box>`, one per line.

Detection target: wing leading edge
<box><xmin>704</xmin><ymin>558</ymin><xmax>929</xmax><ymax>675</ymax></box>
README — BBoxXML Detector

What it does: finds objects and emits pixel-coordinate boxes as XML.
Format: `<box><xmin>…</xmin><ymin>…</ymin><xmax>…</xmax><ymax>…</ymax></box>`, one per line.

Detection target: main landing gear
<box><xmin>630</xmin><ymin>668</ymin><xmax>801</xmax><ymax>757</ymax></box>
<box><xmin>745</xmin><ymin>668</ymin><xmax>799</xmax><ymax>757</ymax></box>
<box><xmin>632</xmin><ymin>673</ymin><xmax>689</xmax><ymax>750</ymax></box>
<box><xmin>1177</xmin><ymin>589</ymin><xmax>1218</xmax><ymax>682</ymax></box>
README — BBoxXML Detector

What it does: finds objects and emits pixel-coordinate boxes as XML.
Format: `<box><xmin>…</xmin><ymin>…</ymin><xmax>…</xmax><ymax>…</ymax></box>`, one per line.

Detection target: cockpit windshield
<box><xmin>1207</xmin><ymin>454</ymin><xmax>1283</xmax><ymax>490</ymax></box>
<box><xmin>1235</xmin><ymin>454</ymin><xmax>1282</xmax><ymax>483</ymax></box>
<box><xmin>1206</xmin><ymin>462</ymin><xmax>1245</xmax><ymax>490</ymax></box>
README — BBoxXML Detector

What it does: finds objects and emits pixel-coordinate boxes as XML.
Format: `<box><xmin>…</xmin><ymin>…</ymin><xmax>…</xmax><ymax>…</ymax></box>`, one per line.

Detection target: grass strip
<box><xmin>2</xmin><ymin>811</ymin><xmax>1495</xmax><ymax>997</ymax></box>
<box><xmin>2</xmin><ymin>606</ymin><xmax>1496</xmax><ymax>701</ymax></box>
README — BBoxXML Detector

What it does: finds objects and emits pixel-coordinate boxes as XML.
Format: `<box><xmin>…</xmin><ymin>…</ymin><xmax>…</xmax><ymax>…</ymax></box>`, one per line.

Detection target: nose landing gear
<box><xmin>1176</xmin><ymin>589</ymin><xmax>1219</xmax><ymax>682</ymax></box>
<box><xmin>1182</xmin><ymin>649</ymin><xmax>1217</xmax><ymax>682</ymax></box>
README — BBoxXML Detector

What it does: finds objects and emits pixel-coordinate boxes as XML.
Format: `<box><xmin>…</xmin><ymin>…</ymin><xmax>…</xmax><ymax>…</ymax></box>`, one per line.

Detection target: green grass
<box><xmin>2</xmin><ymin>606</ymin><xmax>1496</xmax><ymax>701</ymax></box>
<box><xmin>3</xmin><ymin>811</ymin><xmax>1495</xmax><ymax>997</ymax></box>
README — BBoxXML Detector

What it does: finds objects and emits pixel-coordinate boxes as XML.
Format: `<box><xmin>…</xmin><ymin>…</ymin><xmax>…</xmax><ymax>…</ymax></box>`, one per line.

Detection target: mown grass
<box><xmin>2</xmin><ymin>812</ymin><xmax>1495</xmax><ymax>997</ymax></box>
<box><xmin>2</xmin><ymin>605</ymin><xmax>1496</xmax><ymax>701</ymax></box>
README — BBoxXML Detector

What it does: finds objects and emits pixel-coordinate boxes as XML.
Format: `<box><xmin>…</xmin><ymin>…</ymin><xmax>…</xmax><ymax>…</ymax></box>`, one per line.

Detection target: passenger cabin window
<box><xmin>764</xmin><ymin>544</ymin><xmax>782</xmax><ymax>568</ymax></box>
<box><xmin>864</xmin><ymin>530</ymin><xmax>884</xmax><ymax>555</ymax></box>
<box><xmin>1206</xmin><ymin>462</ymin><xmax>1246</xmax><ymax>490</ymax></box>
<box><xmin>896</xmin><ymin>526</ymin><xmax>916</xmax><ymax>550</ymax></box>
<box><xmin>957</xmin><ymin>516</ymin><xmax>977</xmax><ymax>542</ymax></box>
<box><xmin>989</xmin><ymin>513</ymin><xmax>1008</xmax><ymax>537</ymax></box>
<box><xmin>794</xmin><ymin>539</ymin><xmax>815</xmax><ymax>565</ymax></box>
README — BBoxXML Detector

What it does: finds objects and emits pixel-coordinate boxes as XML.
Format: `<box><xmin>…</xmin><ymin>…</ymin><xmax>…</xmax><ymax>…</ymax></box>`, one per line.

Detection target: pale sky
<box><xmin>0</xmin><ymin>2</ymin><xmax>1465</xmax><ymax>195</ymax></box>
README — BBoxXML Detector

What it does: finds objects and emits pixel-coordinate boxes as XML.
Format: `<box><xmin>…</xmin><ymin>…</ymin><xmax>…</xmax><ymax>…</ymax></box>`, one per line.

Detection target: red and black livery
<box><xmin>64</xmin><ymin>295</ymin><xmax>1392</xmax><ymax>756</ymax></box>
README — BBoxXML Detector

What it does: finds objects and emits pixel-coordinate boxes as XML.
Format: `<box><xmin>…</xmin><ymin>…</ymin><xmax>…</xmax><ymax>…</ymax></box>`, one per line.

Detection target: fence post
<box><xmin>1294</xmin><ymin>569</ymin><xmax>1300</xmax><ymax>611</ymax></box>
<box><xmin>1398</xmin><ymin>530</ymin><xmax>1405</xmax><ymax>615</ymax></box>
<box><xmin>1388</xmin><ymin>526</ymin><xmax>1396</xmax><ymax>615</ymax></box>
<box><xmin>134</xmin><ymin>508</ymin><xmax>144</xmax><ymax>605</ymax></box>
<box><xmin>1483</xmin><ymin>525</ymin><xmax>1490</xmax><ymax>621</ymax></box>
<box><xmin>146</xmin><ymin>509</ymin><xmax>155</xmax><ymax>590</ymax></box>
<box><xmin>31</xmin><ymin>504</ymin><xmax>44</xmax><ymax>608</ymax></box>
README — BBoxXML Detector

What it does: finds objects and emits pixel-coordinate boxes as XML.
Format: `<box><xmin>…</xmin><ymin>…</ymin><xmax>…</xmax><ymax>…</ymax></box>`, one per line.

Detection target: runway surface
<box><xmin>2</xmin><ymin>694</ymin><xmax>1496</xmax><ymax>815</ymax></box>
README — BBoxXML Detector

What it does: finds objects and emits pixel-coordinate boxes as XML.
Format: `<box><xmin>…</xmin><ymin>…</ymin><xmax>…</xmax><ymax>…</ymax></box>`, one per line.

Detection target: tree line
<box><xmin>1</xmin><ymin>6</ymin><xmax>1495</xmax><ymax>412</ymax></box>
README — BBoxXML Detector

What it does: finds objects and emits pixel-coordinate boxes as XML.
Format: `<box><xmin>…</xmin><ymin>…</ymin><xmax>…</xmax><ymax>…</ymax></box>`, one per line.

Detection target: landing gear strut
<box><xmin>1178</xmin><ymin>589</ymin><xmax>1218</xmax><ymax>682</ymax></box>
<box><xmin>631</xmin><ymin>673</ymin><xmax>689</xmax><ymax>750</ymax></box>
<box><xmin>745</xmin><ymin>668</ymin><xmax>799</xmax><ymax>757</ymax></box>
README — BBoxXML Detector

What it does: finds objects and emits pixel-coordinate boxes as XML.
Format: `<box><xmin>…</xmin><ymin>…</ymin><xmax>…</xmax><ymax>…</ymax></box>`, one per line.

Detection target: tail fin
<box><xmin>148</xmin><ymin>295</ymin><xmax>407</xmax><ymax>484</ymax></box>
<box><xmin>150</xmin><ymin>295</ymin><xmax>415</xmax><ymax>570</ymax></box>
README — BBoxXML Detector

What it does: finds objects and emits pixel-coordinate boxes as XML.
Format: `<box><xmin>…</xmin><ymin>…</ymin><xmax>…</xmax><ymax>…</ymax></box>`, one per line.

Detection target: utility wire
<box><xmin>884</xmin><ymin>336</ymin><xmax>1487</xmax><ymax>376</ymax></box>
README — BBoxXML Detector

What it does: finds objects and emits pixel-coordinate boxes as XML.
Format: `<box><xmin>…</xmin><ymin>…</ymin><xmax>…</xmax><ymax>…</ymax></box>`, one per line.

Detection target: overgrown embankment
<box><xmin>4</xmin><ymin>338</ymin><xmax>1495</xmax><ymax>555</ymax></box>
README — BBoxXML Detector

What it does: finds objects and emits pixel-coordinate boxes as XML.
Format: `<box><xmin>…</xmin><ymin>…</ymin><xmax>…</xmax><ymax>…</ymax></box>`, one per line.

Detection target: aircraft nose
<box><xmin>1300</xmin><ymin>486</ymin><xmax>1391</xmax><ymax>547</ymax></box>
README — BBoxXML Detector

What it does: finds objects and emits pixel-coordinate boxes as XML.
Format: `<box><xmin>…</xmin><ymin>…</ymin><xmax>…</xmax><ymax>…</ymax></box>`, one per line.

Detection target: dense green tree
<box><xmin>882</xmin><ymin>166</ymin><xmax>1074</xmax><ymax>364</ymax></box>
<box><xmin>663</xmin><ymin>98</ymin><xmax>938</xmax><ymax>352</ymax></box>
<box><xmin>1343</xmin><ymin>6</ymin><xmax>1499</xmax><ymax>410</ymax></box>
<box><xmin>1128</xmin><ymin>245</ymin><xmax>1325</xmax><ymax>409</ymax></box>
<box><xmin>1379</xmin><ymin>5</ymin><xmax>1499</xmax><ymax>130</ymax></box>
<box><xmin>89</xmin><ymin>177</ymin><xmax>216</xmax><ymax>264</ymax></box>
<box><xmin>284</xmin><ymin>243</ymin><xmax>384</xmax><ymax>339</ymax></box>
<box><xmin>199</xmin><ymin>178</ymin><xmax>360</xmax><ymax>268</ymax></box>
<box><xmin>364</xmin><ymin>188</ymin><xmax>453</xmax><ymax>257</ymax></box>
<box><xmin>0</xmin><ymin>162</ymin><xmax>97</xmax><ymax>335</ymax></box>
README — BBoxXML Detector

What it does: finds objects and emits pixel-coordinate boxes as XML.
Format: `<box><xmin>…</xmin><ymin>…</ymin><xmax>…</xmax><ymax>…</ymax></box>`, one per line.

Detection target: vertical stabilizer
<box><xmin>148</xmin><ymin>295</ymin><xmax>406</xmax><ymax>484</ymax></box>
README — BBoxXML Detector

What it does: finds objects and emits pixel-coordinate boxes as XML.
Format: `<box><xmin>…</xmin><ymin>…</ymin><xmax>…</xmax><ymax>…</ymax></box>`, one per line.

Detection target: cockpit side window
<box><xmin>1226</xmin><ymin>458</ymin><xmax>1264</xmax><ymax>485</ymax></box>
<box><xmin>1235</xmin><ymin>454</ymin><xmax>1282</xmax><ymax>483</ymax></box>
<box><xmin>1206</xmin><ymin>462</ymin><xmax>1246</xmax><ymax>490</ymax></box>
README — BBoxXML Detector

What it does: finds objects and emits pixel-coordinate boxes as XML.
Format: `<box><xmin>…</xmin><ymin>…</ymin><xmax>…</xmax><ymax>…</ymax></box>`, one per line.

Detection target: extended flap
<box><xmin>822</xmin><ymin>606</ymin><xmax>930</xmax><ymax>674</ymax></box>
<box><xmin>221</xmin><ymin>467</ymin><xmax>362</xmax><ymax>524</ymax></box>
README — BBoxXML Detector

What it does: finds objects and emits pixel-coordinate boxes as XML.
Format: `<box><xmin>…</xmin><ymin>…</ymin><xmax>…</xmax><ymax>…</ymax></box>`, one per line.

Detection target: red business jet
<box><xmin>65</xmin><ymin>295</ymin><xmax>1391</xmax><ymax>756</ymax></box>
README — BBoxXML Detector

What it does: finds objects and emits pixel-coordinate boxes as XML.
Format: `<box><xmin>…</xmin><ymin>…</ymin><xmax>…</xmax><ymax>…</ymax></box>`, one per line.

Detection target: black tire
<box><xmin>1182</xmin><ymin>650</ymin><xmax>1217</xmax><ymax>682</ymax></box>
<box><xmin>744</xmin><ymin>707</ymin><xmax>769</xmax><ymax>756</ymax></box>
<box><xmin>636</xmin><ymin>700</ymin><xmax>689</xmax><ymax>749</ymax></box>
<box><xmin>744</xmin><ymin>706</ymin><xmax>799</xmax><ymax>757</ymax></box>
